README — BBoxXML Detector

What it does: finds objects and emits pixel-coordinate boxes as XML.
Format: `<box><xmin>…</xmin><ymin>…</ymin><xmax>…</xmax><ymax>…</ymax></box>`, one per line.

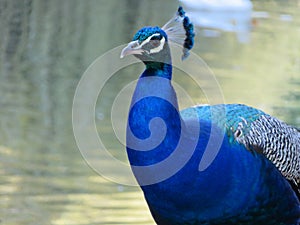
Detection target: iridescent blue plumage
<box><xmin>121</xmin><ymin>6</ymin><xmax>300</xmax><ymax>225</ymax></box>
<box><xmin>133</xmin><ymin>26</ymin><xmax>168</xmax><ymax>43</ymax></box>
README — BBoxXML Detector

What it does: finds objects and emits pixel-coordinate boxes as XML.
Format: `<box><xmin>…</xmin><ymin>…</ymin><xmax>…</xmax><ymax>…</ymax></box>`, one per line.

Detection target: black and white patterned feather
<box><xmin>234</xmin><ymin>114</ymin><xmax>300</xmax><ymax>199</ymax></box>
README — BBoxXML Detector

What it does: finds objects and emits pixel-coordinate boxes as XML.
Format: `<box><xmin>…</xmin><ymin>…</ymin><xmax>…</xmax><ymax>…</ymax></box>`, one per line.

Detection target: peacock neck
<box><xmin>127</xmin><ymin>62</ymin><xmax>183</xmax><ymax>168</ymax></box>
<box><xmin>142</xmin><ymin>62</ymin><xmax>173</xmax><ymax>80</ymax></box>
<box><xmin>136</xmin><ymin>62</ymin><xmax>177</xmax><ymax>113</ymax></box>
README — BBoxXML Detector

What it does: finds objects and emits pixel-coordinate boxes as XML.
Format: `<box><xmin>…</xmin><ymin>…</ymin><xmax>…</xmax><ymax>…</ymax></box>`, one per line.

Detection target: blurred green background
<box><xmin>0</xmin><ymin>0</ymin><xmax>299</xmax><ymax>224</ymax></box>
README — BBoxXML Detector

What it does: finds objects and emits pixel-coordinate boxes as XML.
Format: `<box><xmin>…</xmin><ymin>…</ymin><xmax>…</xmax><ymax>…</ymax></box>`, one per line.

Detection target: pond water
<box><xmin>0</xmin><ymin>0</ymin><xmax>299</xmax><ymax>224</ymax></box>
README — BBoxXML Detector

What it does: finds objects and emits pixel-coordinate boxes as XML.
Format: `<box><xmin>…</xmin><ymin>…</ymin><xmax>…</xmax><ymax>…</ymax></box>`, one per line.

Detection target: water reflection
<box><xmin>274</xmin><ymin>79</ymin><xmax>300</xmax><ymax>127</ymax></box>
<box><xmin>0</xmin><ymin>0</ymin><xmax>299</xmax><ymax>224</ymax></box>
<box><xmin>180</xmin><ymin>0</ymin><xmax>253</xmax><ymax>43</ymax></box>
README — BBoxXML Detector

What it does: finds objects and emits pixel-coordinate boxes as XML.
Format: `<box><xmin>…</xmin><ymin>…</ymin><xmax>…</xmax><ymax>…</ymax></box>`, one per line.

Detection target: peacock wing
<box><xmin>181</xmin><ymin>103</ymin><xmax>300</xmax><ymax>199</ymax></box>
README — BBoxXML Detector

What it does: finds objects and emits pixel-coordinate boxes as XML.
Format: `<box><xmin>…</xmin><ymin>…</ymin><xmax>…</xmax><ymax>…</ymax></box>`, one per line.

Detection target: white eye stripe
<box><xmin>139</xmin><ymin>33</ymin><xmax>162</xmax><ymax>48</ymax></box>
<box><xmin>134</xmin><ymin>33</ymin><xmax>165</xmax><ymax>54</ymax></box>
<box><xmin>149</xmin><ymin>36</ymin><xmax>165</xmax><ymax>54</ymax></box>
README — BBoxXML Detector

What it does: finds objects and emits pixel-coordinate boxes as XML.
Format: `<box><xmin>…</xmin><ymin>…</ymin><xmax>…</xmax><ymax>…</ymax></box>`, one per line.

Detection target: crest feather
<box><xmin>162</xmin><ymin>6</ymin><xmax>195</xmax><ymax>60</ymax></box>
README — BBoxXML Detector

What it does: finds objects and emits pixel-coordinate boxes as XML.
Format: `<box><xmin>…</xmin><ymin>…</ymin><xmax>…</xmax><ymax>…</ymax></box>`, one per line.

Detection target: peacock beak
<box><xmin>120</xmin><ymin>40</ymin><xmax>144</xmax><ymax>58</ymax></box>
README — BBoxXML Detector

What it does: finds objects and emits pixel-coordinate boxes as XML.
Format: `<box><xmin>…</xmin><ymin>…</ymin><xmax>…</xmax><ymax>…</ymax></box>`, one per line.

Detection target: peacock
<box><xmin>121</xmin><ymin>7</ymin><xmax>300</xmax><ymax>225</ymax></box>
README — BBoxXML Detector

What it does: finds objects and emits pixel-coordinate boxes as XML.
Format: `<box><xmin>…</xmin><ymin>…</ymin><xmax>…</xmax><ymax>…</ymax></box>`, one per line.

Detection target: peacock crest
<box><xmin>162</xmin><ymin>6</ymin><xmax>195</xmax><ymax>59</ymax></box>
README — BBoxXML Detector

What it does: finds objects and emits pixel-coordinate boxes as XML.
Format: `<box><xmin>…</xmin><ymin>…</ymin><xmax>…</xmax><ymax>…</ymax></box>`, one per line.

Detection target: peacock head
<box><xmin>121</xmin><ymin>26</ymin><xmax>170</xmax><ymax>64</ymax></box>
<box><xmin>120</xmin><ymin>6</ymin><xmax>195</xmax><ymax>64</ymax></box>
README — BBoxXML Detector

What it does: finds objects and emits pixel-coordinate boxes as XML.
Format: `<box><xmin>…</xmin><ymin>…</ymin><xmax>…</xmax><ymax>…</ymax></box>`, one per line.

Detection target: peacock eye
<box><xmin>150</xmin><ymin>39</ymin><xmax>161</xmax><ymax>47</ymax></box>
<box><xmin>149</xmin><ymin>34</ymin><xmax>162</xmax><ymax>47</ymax></box>
<box><xmin>131</xmin><ymin>42</ymin><xmax>139</xmax><ymax>49</ymax></box>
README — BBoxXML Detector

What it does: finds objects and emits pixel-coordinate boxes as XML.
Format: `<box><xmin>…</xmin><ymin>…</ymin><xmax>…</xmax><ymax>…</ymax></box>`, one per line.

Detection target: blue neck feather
<box><xmin>127</xmin><ymin>62</ymin><xmax>181</xmax><ymax>167</ymax></box>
